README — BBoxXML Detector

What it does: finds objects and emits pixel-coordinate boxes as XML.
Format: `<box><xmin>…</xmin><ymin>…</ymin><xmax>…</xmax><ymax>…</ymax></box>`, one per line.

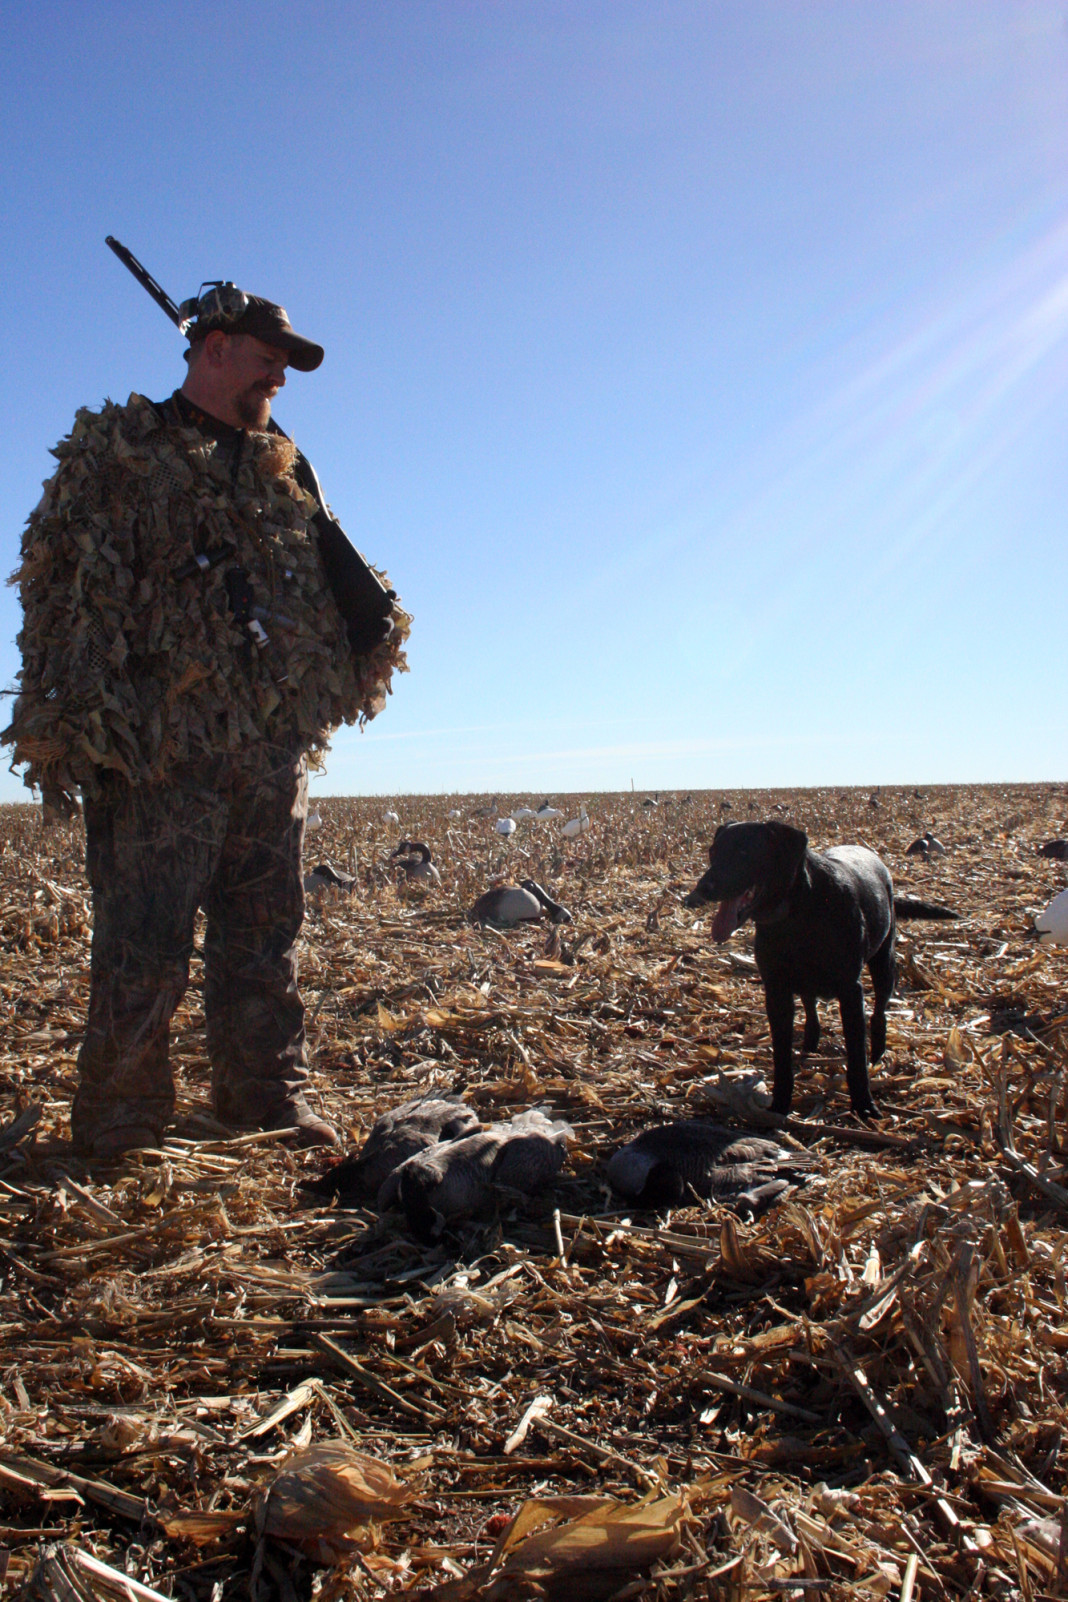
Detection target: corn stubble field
<box><xmin>0</xmin><ymin>783</ymin><xmax>1066</xmax><ymax>1602</ymax></box>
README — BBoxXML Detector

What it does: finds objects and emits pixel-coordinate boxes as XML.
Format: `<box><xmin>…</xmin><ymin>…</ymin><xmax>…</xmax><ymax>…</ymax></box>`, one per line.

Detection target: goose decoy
<box><xmin>533</xmin><ymin>802</ymin><xmax>563</xmax><ymax>821</ymax></box>
<box><xmin>495</xmin><ymin>817</ymin><xmax>517</xmax><ymax>836</ymax></box>
<box><xmin>394</xmin><ymin>1108</ymin><xmax>571</xmax><ymax>1242</ymax></box>
<box><xmin>1036</xmin><ymin>887</ymin><xmax>1068</xmax><ymax>946</ymax></box>
<box><xmin>607</xmin><ymin>1120</ymin><xmax>813</xmax><ymax>1214</ymax></box>
<box><xmin>306</xmin><ymin>806</ymin><xmax>323</xmax><ymax>830</ymax></box>
<box><xmin>561</xmin><ymin>806</ymin><xmax>590</xmax><ymax>839</ymax></box>
<box><xmin>1039</xmin><ymin>840</ymin><xmax>1068</xmax><ymax>861</ymax></box>
<box><xmin>390</xmin><ymin>840</ymin><xmax>441</xmax><ymax>884</ymax></box>
<box><xmin>306</xmin><ymin>1096</ymin><xmax>481</xmax><ymax>1202</ymax></box>
<box><xmin>642</xmin><ymin>794</ymin><xmax>660</xmax><ymax>809</ymax></box>
<box><xmin>382</xmin><ymin>808</ymin><xmax>400</xmax><ymax>825</ymax></box>
<box><xmin>905</xmin><ymin>831</ymin><xmax>946</xmax><ymax>860</ymax></box>
<box><xmin>304</xmin><ymin>860</ymin><xmax>356</xmax><ymax>894</ymax></box>
<box><xmin>512</xmin><ymin>807</ymin><xmax>536</xmax><ymax>821</ymax></box>
<box><xmin>469</xmin><ymin>879</ymin><xmax>573</xmax><ymax>929</ymax></box>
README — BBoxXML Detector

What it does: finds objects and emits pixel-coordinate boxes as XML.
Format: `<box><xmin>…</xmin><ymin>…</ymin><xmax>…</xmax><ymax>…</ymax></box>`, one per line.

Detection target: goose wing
<box><xmin>491</xmin><ymin>1109</ymin><xmax>571</xmax><ymax>1193</ymax></box>
<box><xmin>397</xmin><ymin>1130</ymin><xmax>505</xmax><ymax>1240</ymax></box>
<box><xmin>309</xmin><ymin>1097</ymin><xmax>479</xmax><ymax>1200</ymax></box>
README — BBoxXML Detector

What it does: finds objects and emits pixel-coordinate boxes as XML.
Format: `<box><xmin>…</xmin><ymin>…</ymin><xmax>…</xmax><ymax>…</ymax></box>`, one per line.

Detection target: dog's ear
<box><xmin>764</xmin><ymin>823</ymin><xmax>808</xmax><ymax>900</ymax></box>
<box><xmin>710</xmin><ymin>821</ymin><xmax>735</xmax><ymax>863</ymax></box>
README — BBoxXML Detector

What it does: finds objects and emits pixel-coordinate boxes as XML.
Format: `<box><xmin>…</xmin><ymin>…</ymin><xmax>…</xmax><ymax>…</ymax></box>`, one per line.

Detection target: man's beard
<box><xmin>234</xmin><ymin>386</ymin><xmax>273</xmax><ymax>429</ymax></box>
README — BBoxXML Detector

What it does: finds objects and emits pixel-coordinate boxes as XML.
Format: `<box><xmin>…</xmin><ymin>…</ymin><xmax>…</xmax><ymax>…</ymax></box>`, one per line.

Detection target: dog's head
<box><xmin>683</xmin><ymin>821</ymin><xmax>808</xmax><ymax>942</ymax></box>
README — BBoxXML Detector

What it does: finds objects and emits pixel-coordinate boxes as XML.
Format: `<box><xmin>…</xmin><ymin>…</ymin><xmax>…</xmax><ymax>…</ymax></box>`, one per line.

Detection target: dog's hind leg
<box><xmin>868</xmin><ymin>934</ymin><xmax>895</xmax><ymax>1065</ymax></box>
<box><xmin>801</xmin><ymin>995</ymin><xmax>820</xmax><ymax>1054</ymax></box>
<box><xmin>766</xmin><ymin>987</ymin><xmax>796</xmax><ymax>1114</ymax></box>
<box><xmin>839</xmin><ymin>980</ymin><xmax>877</xmax><ymax>1117</ymax></box>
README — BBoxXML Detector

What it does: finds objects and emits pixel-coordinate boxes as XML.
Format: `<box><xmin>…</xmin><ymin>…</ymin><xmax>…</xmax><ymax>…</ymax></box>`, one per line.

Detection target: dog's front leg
<box><xmin>801</xmin><ymin>995</ymin><xmax>820</xmax><ymax>1054</ymax></box>
<box><xmin>838</xmin><ymin>981</ymin><xmax>877</xmax><ymax>1117</ymax></box>
<box><xmin>765</xmin><ymin>987</ymin><xmax>796</xmax><ymax>1114</ymax></box>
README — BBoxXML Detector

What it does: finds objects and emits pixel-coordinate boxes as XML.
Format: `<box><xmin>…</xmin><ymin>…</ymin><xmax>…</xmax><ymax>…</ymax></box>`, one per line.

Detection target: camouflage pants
<box><xmin>71</xmin><ymin>743</ymin><xmax>310</xmax><ymax>1148</ymax></box>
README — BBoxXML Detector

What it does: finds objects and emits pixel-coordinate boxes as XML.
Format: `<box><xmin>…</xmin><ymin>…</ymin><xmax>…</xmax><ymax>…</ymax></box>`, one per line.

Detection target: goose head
<box><xmin>520</xmin><ymin>878</ymin><xmax>573</xmax><ymax>924</ymax></box>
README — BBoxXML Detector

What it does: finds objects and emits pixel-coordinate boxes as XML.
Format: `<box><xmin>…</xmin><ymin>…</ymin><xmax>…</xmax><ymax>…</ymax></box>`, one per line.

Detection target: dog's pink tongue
<box><xmin>711</xmin><ymin>895</ymin><xmax>744</xmax><ymax>944</ymax></box>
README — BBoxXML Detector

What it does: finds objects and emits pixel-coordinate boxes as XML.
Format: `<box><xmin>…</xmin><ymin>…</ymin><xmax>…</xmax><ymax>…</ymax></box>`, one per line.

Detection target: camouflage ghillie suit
<box><xmin>5</xmin><ymin>393</ymin><xmax>410</xmax><ymax>1148</ymax></box>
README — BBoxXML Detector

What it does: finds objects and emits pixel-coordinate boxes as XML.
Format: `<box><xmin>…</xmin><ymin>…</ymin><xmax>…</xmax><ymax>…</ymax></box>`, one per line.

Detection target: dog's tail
<box><xmin>894</xmin><ymin>897</ymin><xmax>959</xmax><ymax>921</ymax></box>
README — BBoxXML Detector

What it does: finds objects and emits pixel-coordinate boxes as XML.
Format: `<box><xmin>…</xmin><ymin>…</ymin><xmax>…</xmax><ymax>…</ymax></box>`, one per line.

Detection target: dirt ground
<box><xmin>0</xmin><ymin>782</ymin><xmax>1065</xmax><ymax>1600</ymax></box>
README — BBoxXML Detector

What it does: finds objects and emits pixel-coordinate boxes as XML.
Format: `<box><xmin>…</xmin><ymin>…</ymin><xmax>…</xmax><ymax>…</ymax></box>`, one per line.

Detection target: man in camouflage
<box><xmin>6</xmin><ymin>293</ymin><xmax>408</xmax><ymax>1158</ymax></box>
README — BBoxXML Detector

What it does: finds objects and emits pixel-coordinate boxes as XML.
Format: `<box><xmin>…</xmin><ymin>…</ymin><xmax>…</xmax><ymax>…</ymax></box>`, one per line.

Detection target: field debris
<box><xmin>0</xmin><ymin>782</ymin><xmax>1066</xmax><ymax>1599</ymax></box>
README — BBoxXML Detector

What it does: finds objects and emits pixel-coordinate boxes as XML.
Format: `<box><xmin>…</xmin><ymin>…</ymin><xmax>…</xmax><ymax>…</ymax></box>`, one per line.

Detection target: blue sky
<box><xmin>2</xmin><ymin>2</ymin><xmax>1066</xmax><ymax>799</ymax></box>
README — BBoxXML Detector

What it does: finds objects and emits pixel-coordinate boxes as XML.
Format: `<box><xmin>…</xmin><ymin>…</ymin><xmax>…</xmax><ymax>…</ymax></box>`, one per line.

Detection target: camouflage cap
<box><xmin>187</xmin><ymin>294</ymin><xmax>324</xmax><ymax>371</ymax></box>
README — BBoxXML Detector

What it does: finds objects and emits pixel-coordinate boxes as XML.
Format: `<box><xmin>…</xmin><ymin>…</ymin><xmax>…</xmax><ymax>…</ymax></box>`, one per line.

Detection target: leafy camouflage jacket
<box><xmin>4</xmin><ymin>393</ymin><xmax>409</xmax><ymax>793</ymax></box>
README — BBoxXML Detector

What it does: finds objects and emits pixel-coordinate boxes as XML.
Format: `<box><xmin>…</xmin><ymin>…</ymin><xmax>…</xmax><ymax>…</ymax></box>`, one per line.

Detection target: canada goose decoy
<box><xmin>1039</xmin><ymin>839</ymin><xmax>1068</xmax><ymax>861</ymax></box>
<box><xmin>306</xmin><ymin>1096</ymin><xmax>481</xmax><ymax>1203</ymax></box>
<box><xmin>561</xmin><ymin>806</ymin><xmax>590</xmax><ymax>839</ymax></box>
<box><xmin>304</xmin><ymin>860</ymin><xmax>356</xmax><ymax>894</ymax></box>
<box><xmin>390</xmin><ymin>840</ymin><xmax>441</xmax><ymax>884</ymax></box>
<box><xmin>905</xmin><ymin>831</ymin><xmax>946</xmax><ymax>861</ymax></box>
<box><xmin>394</xmin><ymin>1108</ymin><xmax>571</xmax><ymax>1242</ymax></box>
<box><xmin>469</xmin><ymin>879</ymin><xmax>573</xmax><ymax>929</ymax></box>
<box><xmin>642</xmin><ymin>794</ymin><xmax>660</xmax><ymax>809</ymax></box>
<box><xmin>1036</xmin><ymin>887</ymin><xmax>1068</xmax><ymax>946</ymax></box>
<box><xmin>495</xmin><ymin>817</ymin><xmax>517</xmax><ymax>836</ymax></box>
<box><xmin>607</xmin><ymin>1120</ymin><xmax>813</xmax><ymax>1215</ymax></box>
<box><xmin>533</xmin><ymin>802</ymin><xmax>563</xmax><ymax>821</ymax></box>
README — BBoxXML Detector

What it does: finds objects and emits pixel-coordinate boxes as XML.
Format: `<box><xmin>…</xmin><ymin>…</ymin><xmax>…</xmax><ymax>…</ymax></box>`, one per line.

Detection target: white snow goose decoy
<box><xmin>495</xmin><ymin>816</ymin><xmax>517</xmax><ymax>837</ymax></box>
<box><xmin>561</xmin><ymin>805</ymin><xmax>590</xmax><ymax>839</ymax></box>
<box><xmin>534</xmin><ymin>801</ymin><xmax>563</xmax><ymax>821</ymax></box>
<box><xmin>306</xmin><ymin>805</ymin><xmax>323</xmax><ymax>830</ymax></box>
<box><xmin>1036</xmin><ymin>887</ymin><xmax>1068</xmax><ymax>946</ymax></box>
<box><xmin>469</xmin><ymin>879</ymin><xmax>573</xmax><ymax>929</ymax></box>
<box><xmin>391</xmin><ymin>840</ymin><xmax>441</xmax><ymax>884</ymax></box>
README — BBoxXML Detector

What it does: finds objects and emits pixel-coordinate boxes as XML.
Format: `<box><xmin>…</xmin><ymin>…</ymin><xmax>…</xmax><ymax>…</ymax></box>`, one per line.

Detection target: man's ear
<box><xmin>765</xmin><ymin>823</ymin><xmax>808</xmax><ymax>900</ymax></box>
<box><xmin>202</xmin><ymin>329</ymin><xmax>230</xmax><ymax>367</ymax></box>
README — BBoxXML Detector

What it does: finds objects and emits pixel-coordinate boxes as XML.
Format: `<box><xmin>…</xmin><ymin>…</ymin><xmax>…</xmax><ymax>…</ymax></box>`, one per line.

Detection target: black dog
<box><xmin>684</xmin><ymin>821</ymin><xmax>957</xmax><ymax>1118</ymax></box>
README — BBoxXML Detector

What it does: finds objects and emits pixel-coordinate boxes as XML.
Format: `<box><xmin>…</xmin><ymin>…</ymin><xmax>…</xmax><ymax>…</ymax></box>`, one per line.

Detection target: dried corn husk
<box><xmin>253</xmin><ymin>1439</ymin><xmax>412</xmax><ymax>1557</ymax></box>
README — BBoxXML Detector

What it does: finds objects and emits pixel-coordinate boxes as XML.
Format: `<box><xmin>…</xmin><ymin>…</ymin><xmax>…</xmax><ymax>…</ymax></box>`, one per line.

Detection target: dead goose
<box><xmin>305</xmin><ymin>1096</ymin><xmax>481</xmax><ymax>1202</ymax></box>
<box><xmin>390</xmin><ymin>840</ymin><xmax>441</xmax><ymax>884</ymax></box>
<box><xmin>304</xmin><ymin>860</ymin><xmax>356</xmax><ymax>894</ymax></box>
<box><xmin>469</xmin><ymin>878</ymin><xmax>573</xmax><ymax>929</ymax></box>
<box><xmin>395</xmin><ymin>1108</ymin><xmax>571</xmax><ymax>1241</ymax></box>
<box><xmin>607</xmin><ymin>1120</ymin><xmax>813</xmax><ymax>1214</ymax></box>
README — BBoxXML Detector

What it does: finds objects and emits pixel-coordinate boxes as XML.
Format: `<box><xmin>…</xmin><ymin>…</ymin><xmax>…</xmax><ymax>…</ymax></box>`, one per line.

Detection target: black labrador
<box><xmin>684</xmin><ymin>821</ymin><xmax>957</xmax><ymax>1118</ymax></box>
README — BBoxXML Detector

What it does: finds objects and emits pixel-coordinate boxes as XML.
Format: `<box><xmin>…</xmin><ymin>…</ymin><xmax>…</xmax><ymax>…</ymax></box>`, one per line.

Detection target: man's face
<box><xmin>218</xmin><ymin>335</ymin><xmax>289</xmax><ymax>428</ymax></box>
